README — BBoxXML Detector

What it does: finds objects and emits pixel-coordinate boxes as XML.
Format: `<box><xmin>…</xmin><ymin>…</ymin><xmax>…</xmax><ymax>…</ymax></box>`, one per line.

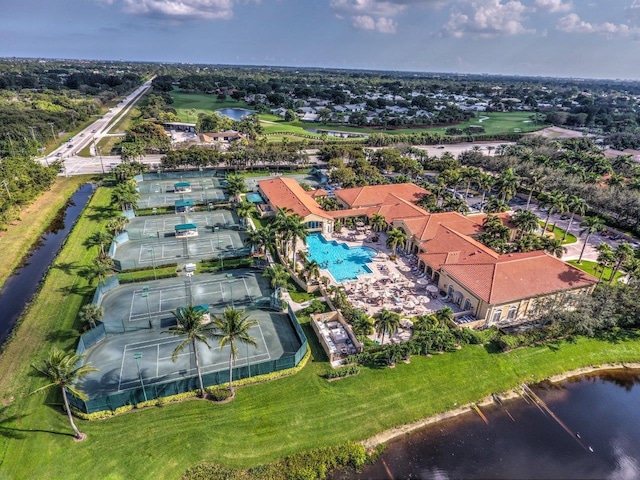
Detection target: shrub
<box><xmin>322</xmin><ymin>365</ymin><xmax>361</xmax><ymax>379</ymax></box>
<box><xmin>207</xmin><ymin>387</ymin><xmax>232</xmax><ymax>402</ymax></box>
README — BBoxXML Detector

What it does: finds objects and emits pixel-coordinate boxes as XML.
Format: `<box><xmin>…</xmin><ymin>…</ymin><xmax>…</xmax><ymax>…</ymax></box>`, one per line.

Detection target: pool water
<box><xmin>306</xmin><ymin>233</ymin><xmax>377</xmax><ymax>282</ymax></box>
<box><xmin>246</xmin><ymin>193</ymin><xmax>263</xmax><ymax>203</ymax></box>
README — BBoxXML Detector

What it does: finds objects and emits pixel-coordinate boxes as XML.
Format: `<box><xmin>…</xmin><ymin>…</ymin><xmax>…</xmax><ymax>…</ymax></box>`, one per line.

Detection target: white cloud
<box><xmin>102</xmin><ymin>0</ymin><xmax>242</xmax><ymax>21</ymax></box>
<box><xmin>352</xmin><ymin>14</ymin><xmax>398</xmax><ymax>33</ymax></box>
<box><xmin>332</xmin><ymin>0</ymin><xmax>410</xmax><ymax>33</ymax></box>
<box><xmin>534</xmin><ymin>0</ymin><xmax>572</xmax><ymax>13</ymax></box>
<box><xmin>443</xmin><ymin>0</ymin><xmax>534</xmax><ymax>38</ymax></box>
<box><xmin>557</xmin><ymin>12</ymin><xmax>640</xmax><ymax>37</ymax></box>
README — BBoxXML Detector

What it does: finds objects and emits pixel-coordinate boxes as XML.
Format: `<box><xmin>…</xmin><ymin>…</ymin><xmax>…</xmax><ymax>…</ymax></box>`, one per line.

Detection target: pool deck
<box><xmin>299</xmin><ymin>230</ymin><xmax>464</xmax><ymax>335</ymax></box>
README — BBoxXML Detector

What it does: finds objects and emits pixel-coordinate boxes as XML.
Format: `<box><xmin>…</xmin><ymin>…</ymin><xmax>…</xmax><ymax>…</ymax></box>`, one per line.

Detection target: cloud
<box><xmin>443</xmin><ymin>0</ymin><xmax>534</xmax><ymax>38</ymax></box>
<box><xmin>352</xmin><ymin>14</ymin><xmax>398</xmax><ymax>33</ymax></box>
<box><xmin>101</xmin><ymin>0</ymin><xmax>242</xmax><ymax>21</ymax></box>
<box><xmin>331</xmin><ymin>0</ymin><xmax>416</xmax><ymax>33</ymax></box>
<box><xmin>557</xmin><ymin>12</ymin><xmax>640</xmax><ymax>37</ymax></box>
<box><xmin>534</xmin><ymin>0</ymin><xmax>572</xmax><ymax>13</ymax></box>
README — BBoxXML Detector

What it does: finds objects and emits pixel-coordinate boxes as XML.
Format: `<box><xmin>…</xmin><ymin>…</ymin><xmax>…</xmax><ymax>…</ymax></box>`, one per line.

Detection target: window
<box><xmin>507</xmin><ymin>307</ymin><xmax>517</xmax><ymax>320</ymax></box>
<box><xmin>492</xmin><ymin>309</ymin><xmax>502</xmax><ymax>323</ymax></box>
<box><xmin>463</xmin><ymin>299</ymin><xmax>472</xmax><ymax>311</ymax></box>
<box><xmin>306</xmin><ymin>221</ymin><xmax>322</xmax><ymax>229</ymax></box>
<box><xmin>447</xmin><ymin>285</ymin><xmax>454</xmax><ymax>297</ymax></box>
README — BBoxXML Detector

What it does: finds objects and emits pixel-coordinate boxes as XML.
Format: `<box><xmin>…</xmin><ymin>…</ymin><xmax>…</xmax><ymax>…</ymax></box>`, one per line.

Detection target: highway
<box><xmin>39</xmin><ymin>78</ymin><xmax>154</xmax><ymax>169</ymax></box>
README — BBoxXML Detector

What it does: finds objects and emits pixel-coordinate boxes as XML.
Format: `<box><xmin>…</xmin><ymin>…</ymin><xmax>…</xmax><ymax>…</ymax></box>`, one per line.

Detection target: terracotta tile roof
<box><xmin>401</xmin><ymin>212</ymin><xmax>484</xmax><ymax>241</ymax></box>
<box><xmin>308</xmin><ymin>188</ymin><xmax>328</xmax><ymax>198</ymax></box>
<box><xmin>418</xmin><ymin>225</ymin><xmax>499</xmax><ymax>268</ymax></box>
<box><xmin>468</xmin><ymin>212</ymin><xmax>517</xmax><ymax>229</ymax></box>
<box><xmin>258</xmin><ymin>178</ymin><xmax>332</xmax><ymax>220</ymax></box>
<box><xmin>441</xmin><ymin>251</ymin><xmax>597</xmax><ymax>304</ymax></box>
<box><xmin>335</xmin><ymin>183</ymin><xmax>428</xmax><ymax>208</ymax></box>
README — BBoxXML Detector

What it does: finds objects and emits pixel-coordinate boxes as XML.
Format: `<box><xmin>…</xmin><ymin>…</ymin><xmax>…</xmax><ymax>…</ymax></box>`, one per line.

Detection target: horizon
<box><xmin>2</xmin><ymin>1</ymin><xmax>640</xmax><ymax>80</ymax></box>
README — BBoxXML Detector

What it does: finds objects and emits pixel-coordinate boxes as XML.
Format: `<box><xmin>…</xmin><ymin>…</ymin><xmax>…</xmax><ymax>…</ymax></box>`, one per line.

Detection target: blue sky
<box><xmin>2</xmin><ymin>0</ymin><xmax>640</xmax><ymax>79</ymax></box>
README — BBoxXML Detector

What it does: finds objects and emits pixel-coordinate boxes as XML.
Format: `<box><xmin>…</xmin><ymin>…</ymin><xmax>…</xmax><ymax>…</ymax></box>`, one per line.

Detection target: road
<box><xmin>39</xmin><ymin>78</ymin><xmax>154</xmax><ymax>168</ymax></box>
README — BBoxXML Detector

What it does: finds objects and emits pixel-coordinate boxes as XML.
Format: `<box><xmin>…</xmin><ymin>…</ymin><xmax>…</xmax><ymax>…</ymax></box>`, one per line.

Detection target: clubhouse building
<box><xmin>257</xmin><ymin>177</ymin><xmax>598</xmax><ymax>329</ymax></box>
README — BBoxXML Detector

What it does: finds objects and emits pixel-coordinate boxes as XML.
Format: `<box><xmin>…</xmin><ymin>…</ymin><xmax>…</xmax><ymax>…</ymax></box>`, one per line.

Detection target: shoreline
<box><xmin>361</xmin><ymin>362</ymin><xmax>640</xmax><ymax>450</ymax></box>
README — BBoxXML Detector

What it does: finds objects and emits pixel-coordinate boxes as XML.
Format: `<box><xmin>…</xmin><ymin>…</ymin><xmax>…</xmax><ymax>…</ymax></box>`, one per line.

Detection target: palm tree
<box><xmin>595</xmin><ymin>243</ymin><xmax>615</xmax><ymax>282</ymax></box>
<box><xmin>610</xmin><ymin>242</ymin><xmax>634</xmax><ymax>284</ymax></box>
<box><xmin>577</xmin><ymin>216</ymin><xmax>604</xmax><ymax>264</ymax></box>
<box><xmin>262</xmin><ymin>264</ymin><xmax>290</xmax><ymax>290</ymax></box>
<box><xmin>485</xmin><ymin>196</ymin><xmax>509</xmax><ymax>214</ymax></box>
<box><xmin>105</xmin><ymin>215</ymin><xmax>128</xmax><ymax>236</ymax></box>
<box><xmin>305</xmin><ymin>260</ymin><xmax>321</xmax><ymax>283</ymax></box>
<box><xmin>211</xmin><ymin>308</ymin><xmax>258</xmax><ymax>393</ymax></box>
<box><xmin>111</xmin><ymin>181</ymin><xmax>140</xmax><ymax>211</ymax></box>
<box><xmin>512</xmin><ymin>209</ymin><xmax>539</xmax><ymax>238</ymax></box>
<box><xmin>350</xmin><ymin>311</ymin><xmax>374</xmax><ymax>343</ymax></box>
<box><xmin>235</xmin><ymin>200</ymin><xmax>258</xmax><ymax>228</ymax></box>
<box><xmin>225</xmin><ymin>174</ymin><xmax>246</xmax><ymax>201</ymax></box>
<box><xmin>163</xmin><ymin>305</ymin><xmax>213</xmax><ymax>397</ymax></box>
<box><xmin>370</xmin><ymin>213</ymin><xmax>388</xmax><ymax>232</ymax></box>
<box><xmin>78</xmin><ymin>303</ymin><xmax>102</xmax><ymax>329</ymax></box>
<box><xmin>563</xmin><ymin>196</ymin><xmax>587</xmax><ymax>242</ymax></box>
<box><xmin>476</xmin><ymin>173</ymin><xmax>494</xmax><ymax>210</ymax></box>
<box><xmin>245</xmin><ymin>228</ymin><xmax>266</xmax><ymax>256</ymax></box>
<box><xmin>90</xmin><ymin>255</ymin><xmax>114</xmax><ymax>286</ymax></box>
<box><xmin>31</xmin><ymin>348</ymin><xmax>98</xmax><ymax>440</ymax></box>
<box><xmin>540</xmin><ymin>190</ymin><xmax>566</xmax><ymax>234</ymax></box>
<box><xmin>523</xmin><ymin>170</ymin><xmax>544</xmax><ymax>209</ymax></box>
<box><xmin>495</xmin><ymin>167</ymin><xmax>519</xmax><ymax>202</ymax></box>
<box><xmin>374</xmin><ymin>309</ymin><xmax>401</xmax><ymax>345</ymax></box>
<box><xmin>287</xmin><ymin>214</ymin><xmax>308</xmax><ymax>266</ymax></box>
<box><xmin>622</xmin><ymin>257</ymin><xmax>640</xmax><ymax>288</ymax></box>
<box><xmin>542</xmin><ymin>237</ymin><xmax>566</xmax><ymax>259</ymax></box>
<box><xmin>435</xmin><ymin>306</ymin><xmax>454</xmax><ymax>326</ymax></box>
<box><xmin>386</xmin><ymin>227</ymin><xmax>407</xmax><ymax>253</ymax></box>
<box><xmin>86</xmin><ymin>230</ymin><xmax>113</xmax><ymax>257</ymax></box>
<box><xmin>461</xmin><ymin>166</ymin><xmax>480</xmax><ymax>199</ymax></box>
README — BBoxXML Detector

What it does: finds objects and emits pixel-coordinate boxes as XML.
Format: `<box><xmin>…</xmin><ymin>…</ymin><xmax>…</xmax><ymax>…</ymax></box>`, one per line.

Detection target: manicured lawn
<box><xmin>568</xmin><ymin>260</ymin><xmax>623</xmax><ymax>283</ymax></box>
<box><xmin>0</xmin><ymin>175</ymin><xmax>91</xmax><ymax>289</ymax></box>
<box><xmin>539</xmin><ymin>221</ymin><xmax>578</xmax><ymax>245</ymax></box>
<box><xmin>117</xmin><ymin>266</ymin><xmax>177</xmax><ymax>283</ymax></box>
<box><xmin>169</xmin><ymin>90</ymin><xmax>252</xmax><ymax>122</ymax></box>
<box><xmin>2</xmin><ymin>184</ymin><xmax>640</xmax><ymax>479</ymax></box>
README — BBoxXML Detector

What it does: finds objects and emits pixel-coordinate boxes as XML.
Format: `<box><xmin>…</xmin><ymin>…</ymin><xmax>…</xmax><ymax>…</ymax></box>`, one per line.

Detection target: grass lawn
<box><xmin>0</xmin><ymin>175</ymin><xmax>91</xmax><ymax>290</ymax></box>
<box><xmin>116</xmin><ymin>266</ymin><xmax>177</xmax><ymax>283</ymax></box>
<box><xmin>538</xmin><ymin>221</ymin><xmax>578</xmax><ymax>245</ymax></box>
<box><xmin>568</xmin><ymin>260</ymin><xmax>623</xmax><ymax>283</ymax></box>
<box><xmin>3</xmin><ymin>185</ymin><xmax>640</xmax><ymax>479</ymax></box>
<box><xmin>169</xmin><ymin>90</ymin><xmax>252</xmax><ymax>122</ymax></box>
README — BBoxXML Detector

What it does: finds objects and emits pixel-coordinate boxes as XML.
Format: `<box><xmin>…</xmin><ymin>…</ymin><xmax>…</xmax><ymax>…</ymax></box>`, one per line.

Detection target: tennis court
<box><xmin>112</xmin><ymin>220</ymin><xmax>248</xmax><ymax>269</ymax></box>
<box><xmin>81</xmin><ymin>270</ymin><xmax>302</xmax><ymax>398</ymax></box>
<box><xmin>137</xmin><ymin>189</ymin><xmax>227</xmax><ymax>209</ymax></box>
<box><xmin>124</xmin><ymin>210</ymin><xmax>237</xmax><ymax>239</ymax></box>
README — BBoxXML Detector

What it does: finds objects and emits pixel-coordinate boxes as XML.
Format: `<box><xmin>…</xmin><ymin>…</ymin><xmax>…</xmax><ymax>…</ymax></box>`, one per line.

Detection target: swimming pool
<box><xmin>246</xmin><ymin>192</ymin><xmax>263</xmax><ymax>203</ymax></box>
<box><xmin>306</xmin><ymin>233</ymin><xmax>377</xmax><ymax>282</ymax></box>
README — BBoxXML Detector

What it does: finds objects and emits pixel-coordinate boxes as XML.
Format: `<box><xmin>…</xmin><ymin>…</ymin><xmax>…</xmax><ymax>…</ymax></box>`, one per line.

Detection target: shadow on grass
<box><xmin>44</xmin><ymin>329</ymin><xmax>80</xmax><ymax>344</ymax></box>
<box><xmin>52</xmin><ymin>261</ymin><xmax>79</xmax><ymax>275</ymax></box>
<box><xmin>595</xmin><ymin>328</ymin><xmax>640</xmax><ymax>344</ymax></box>
<box><xmin>85</xmin><ymin>205</ymin><xmax>115</xmax><ymax>222</ymax></box>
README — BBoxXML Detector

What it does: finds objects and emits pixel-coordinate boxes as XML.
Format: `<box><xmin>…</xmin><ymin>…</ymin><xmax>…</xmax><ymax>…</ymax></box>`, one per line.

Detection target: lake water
<box><xmin>216</xmin><ymin>108</ymin><xmax>253</xmax><ymax>121</ymax></box>
<box><xmin>0</xmin><ymin>184</ymin><xmax>93</xmax><ymax>347</ymax></box>
<box><xmin>334</xmin><ymin>370</ymin><xmax>640</xmax><ymax>479</ymax></box>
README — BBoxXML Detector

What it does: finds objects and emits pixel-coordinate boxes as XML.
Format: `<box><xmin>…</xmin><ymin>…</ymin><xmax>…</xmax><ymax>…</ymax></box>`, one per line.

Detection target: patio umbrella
<box><xmin>417</xmin><ymin>278</ymin><xmax>428</xmax><ymax>285</ymax></box>
<box><xmin>426</xmin><ymin>284</ymin><xmax>439</xmax><ymax>293</ymax></box>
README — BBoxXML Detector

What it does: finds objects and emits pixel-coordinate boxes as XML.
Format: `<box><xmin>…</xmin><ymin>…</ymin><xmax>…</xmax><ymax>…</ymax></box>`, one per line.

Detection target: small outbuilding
<box><xmin>174</xmin><ymin>182</ymin><xmax>192</xmax><ymax>193</ymax></box>
<box><xmin>174</xmin><ymin>199</ymin><xmax>194</xmax><ymax>213</ymax></box>
<box><xmin>174</xmin><ymin>223</ymin><xmax>198</xmax><ymax>238</ymax></box>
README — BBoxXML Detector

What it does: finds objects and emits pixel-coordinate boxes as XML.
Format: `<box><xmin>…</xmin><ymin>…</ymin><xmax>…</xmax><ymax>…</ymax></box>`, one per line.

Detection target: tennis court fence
<box><xmin>68</xmin><ymin>305</ymin><xmax>308</xmax><ymax>414</ymax></box>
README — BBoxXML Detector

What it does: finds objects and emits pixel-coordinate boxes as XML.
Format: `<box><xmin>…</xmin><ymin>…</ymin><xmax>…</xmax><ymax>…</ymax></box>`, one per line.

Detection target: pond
<box><xmin>216</xmin><ymin>108</ymin><xmax>254</xmax><ymax>121</ymax></box>
<box><xmin>0</xmin><ymin>184</ymin><xmax>94</xmax><ymax>347</ymax></box>
<box><xmin>333</xmin><ymin>370</ymin><xmax>640</xmax><ymax>479</ymax></box>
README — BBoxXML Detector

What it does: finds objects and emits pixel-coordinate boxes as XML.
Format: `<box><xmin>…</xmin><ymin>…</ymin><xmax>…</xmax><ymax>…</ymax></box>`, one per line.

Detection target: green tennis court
<box><xmin>81</xmin><ymin>269</ymin><xmax>302</xmax><ymax>398</ymax></box>
<box><xmin>124</xmin><ymin>210</ymin><xmax>237</xmax><ymax>240</ymax></box>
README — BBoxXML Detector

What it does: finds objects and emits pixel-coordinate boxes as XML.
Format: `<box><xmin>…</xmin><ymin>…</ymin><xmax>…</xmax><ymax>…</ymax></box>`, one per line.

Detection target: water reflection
<box><xmin>335</xmin><ymin>371</ymin><xmax>640</xmax><ymax>480</ymax></box>
<box><xmin>0</xmin><ymin>185</ymin><xmax>93</xmax><ymax>346</ymax></box>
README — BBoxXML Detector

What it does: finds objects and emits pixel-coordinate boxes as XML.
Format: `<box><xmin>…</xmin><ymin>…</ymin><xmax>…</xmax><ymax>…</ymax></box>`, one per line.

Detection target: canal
<box><xmin>335</xmin><ymin>370</ymin><xmax>640</xmax><ymax>479</ymax></box>
<box><xmin>0</xmin><ymin>184</ymin><xmax>94</xmax><ymax>347</ymax></box>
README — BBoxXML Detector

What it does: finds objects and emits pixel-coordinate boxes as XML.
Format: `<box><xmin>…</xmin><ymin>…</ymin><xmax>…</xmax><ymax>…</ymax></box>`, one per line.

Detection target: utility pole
<box><xmin>48</xmin><ymin>122</ymin><xmax>56</xmax><ymax>140</ymax></box>
<box><xmin>94</xmin><ymin>139</ymin><xmax>105</xmax><ymax>174</ymax></box>
<box><xmin>28</xmin><ymin>126</ymin><xmax>37</xmax><ymax>142</ymax></box>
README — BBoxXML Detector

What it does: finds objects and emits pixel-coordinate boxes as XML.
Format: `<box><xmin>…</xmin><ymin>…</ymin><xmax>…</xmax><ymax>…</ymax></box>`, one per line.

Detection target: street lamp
<box><xmin>133</xmin><ymin>353</ymin><xmax>148</xmax><ymax>402</ymax></box>
<box><xmin>142</xmin><ymin>286</ymin><xmax>152</xmax><ymax>329</ymax></box>
<box><xmin>147</xmin><ymin>247</ymin><xmax>157</xmax><ymax>280</ymax></box>
<box><xmin>226</xmin><ymin>273</ymin><xmax>234</xmax><ymax>308</ymax></box>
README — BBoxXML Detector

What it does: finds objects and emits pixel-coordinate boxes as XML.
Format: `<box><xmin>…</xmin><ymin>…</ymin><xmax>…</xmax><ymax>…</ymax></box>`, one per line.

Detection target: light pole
<box><xmin>1</xmin><ymin>180</ymin><xmax>12</xmax><ymax>200</ymax></box>
<box><xmin>133</xmin><ymin>353</ymin><xmax>148</xmax><ymax>402</ymax></box>
<box><xmin>226</xmin><ymin>273</ymin><xmax>234</xmax><ymax>308</ymax></box>
<box><xmin>95</xmin><ymin>141</ymin><xmax>105</xmax><ymax>174</ymax></box>
<box><xmin>147</xmin><ymin>247</ymin><xmax>157</xmax><ymax>280</ymax></box>
<box><xmin>142</xmin><ymin>286</ymin><xmax>152</xmax><ymax>329</ymax></box>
